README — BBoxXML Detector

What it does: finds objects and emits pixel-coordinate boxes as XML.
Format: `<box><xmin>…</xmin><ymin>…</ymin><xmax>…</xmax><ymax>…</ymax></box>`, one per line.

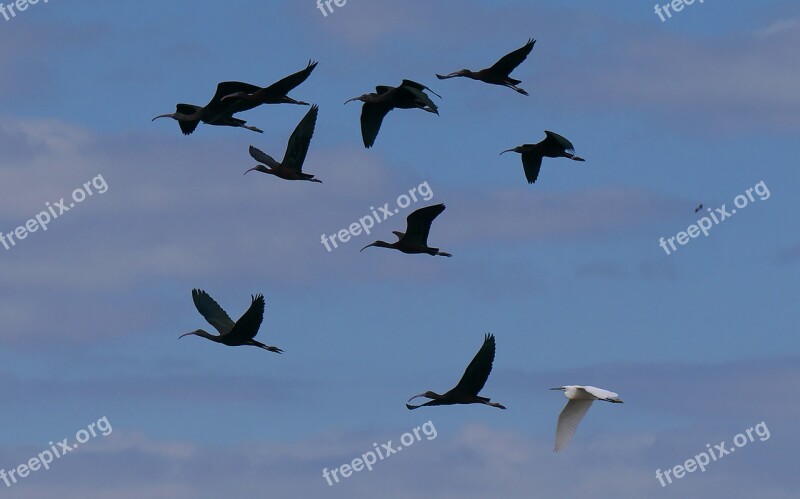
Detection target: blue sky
<box><xmin>0</xmin><ymin>1</ymin><xmax>798</xmax><ymax>497</ymax></box>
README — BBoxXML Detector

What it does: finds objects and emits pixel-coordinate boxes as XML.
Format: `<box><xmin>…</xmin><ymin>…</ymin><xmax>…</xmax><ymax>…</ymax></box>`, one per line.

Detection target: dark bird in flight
<box><xmin>179</xmin><ymin>289</ymin><xmax>283</xmax><ymax>353</ymax></box>
<box><xmin>361</xmin><ymin>203</ymin><xmax>451</xmax><ymax>257</ymax></box>
<box><xmin>694</xmin><ymin>204</ymin><xmax>703</xmax><ymax>213</ymax></box>
<box><xmin>245</xmin><ymin>105</ymin><xmax>322</xmax><ymax>183</ymax></box>
<box><xmin>345</xmin><ymin>80</ymin><xmax>440</xmax><ymax>148</ymax></box>
<box><xmin>152</xmin><ymin>81</ymin><xmax>264</xmax><ymax>135</ymax></box>
<box><xmin>436</xmin><ymin>38</ymin><xmax>535</xmax><ymax>95</ymax></box>
<box><xmin>501</xmin><ymin>130</ymin><xmax>585</xmax><ymax>184</ymax></box>
<box><xmin>407</xmin><ymin>333</ymin><xmax>506</xmax><ymax>410</ymax></box>
<box><xmin>222</xmin><ymin>60</ymin><xmax>318</xmax><ymax>106</ymax></box>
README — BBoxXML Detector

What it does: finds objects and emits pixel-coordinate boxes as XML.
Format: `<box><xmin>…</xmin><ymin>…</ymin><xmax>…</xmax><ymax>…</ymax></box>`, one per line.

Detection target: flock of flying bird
<box><xmin>156</xmin><ymin>38</ymin><xmax>618</xmax><ymax>453</ymax></box>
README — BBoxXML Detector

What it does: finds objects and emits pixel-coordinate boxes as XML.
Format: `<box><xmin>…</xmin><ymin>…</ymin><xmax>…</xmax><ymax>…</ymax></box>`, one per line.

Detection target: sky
<box><xmin>0</xmin><ymin>0</ymin><xmax>798</xmax><ymax>497</ymax></box>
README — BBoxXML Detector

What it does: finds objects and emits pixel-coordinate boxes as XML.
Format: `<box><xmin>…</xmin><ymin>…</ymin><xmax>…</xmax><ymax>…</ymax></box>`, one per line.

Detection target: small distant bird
<box><xmin>694</xmin><ymin>204</ymin><xmax>703</xmax><ymax>213</ymax></box>
<box><xmin>550</xmin><ymin>385</ymin><xmax>623</xmax><ymax>452</ymax></box>
<box><xmin>152</xmin><ymin>81</ymin><xmax>264</xmax><ymax>135</ymax></box>
<box><xmin>245</xmin><ymin>105</ymin><xmax>322</xmax><ymax>183</ymax></box>
<box><xmin>361</xmin><ymin>203</ymin><xmax>451</xmax><ymax>257</ymax></box>
<box><xmin>345</xmin><ymin>80</ymin><xmax>440</xmax><ymax>148</ymax></box>
<box><xmin>407</xmin><ymin>333</ymin><xmax>506</xmax><ymax>410</ymax></box>
<box><xmin>180</xmin><ymin>289</ymin><xmax>283</xmax><ymax>353</ymax></box>
<box><xmin>501</xmin><ymin>131</ymin><xmax>585</xmax><ymax>184</ymax></box>
<box><xmin>221</xmin><ymin>60</ymin><xmax>318</xmax><ymax>106</ymax></box>
<box><xmin>436</xmin><ymin>38</ymin><xmax>535</xmax><ymax>95</ymax></box>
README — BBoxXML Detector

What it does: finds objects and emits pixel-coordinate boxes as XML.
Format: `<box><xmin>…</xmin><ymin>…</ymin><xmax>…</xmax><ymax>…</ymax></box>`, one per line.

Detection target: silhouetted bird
<box><xmin>501</xmin><ymin>131</ymin><xmax>585</xmax><ymax>184</ymax></box>
<box><xmin>407</xmin><ymin>333</ymin><xmax>506</xmax><ymax>409</ymax></box>
<box><xmin>345</xmin><ymin>80</ymin><xmax>440</xmax><ymax>148</ymax></box>
<box><xmin>153</xmin><ymin>82</ymin><xmax>264</xmax><ymax>135</ymax></box>
<box><xmin>179</xmin><ymin>289</ymin><xmax>282</xmax><ymax>353</ymax></box>
<box><xmin>437</xmin><ymin>38</ymin><xmax>535</xmax><ymax>95</ymax></box>
<box><xmin>245</xmin><ymin>105</ymin><xmax>322</xmax><ymax>183</ymax></box>
<box><xmin>222</xmin><ymin>60</ymin><xmax>318</xmax><ymax>106</ymax></box>
<box><xmin>361</xmin><ymin>204</ymin><xmax>451</xmax><ymax>257</ymax></box>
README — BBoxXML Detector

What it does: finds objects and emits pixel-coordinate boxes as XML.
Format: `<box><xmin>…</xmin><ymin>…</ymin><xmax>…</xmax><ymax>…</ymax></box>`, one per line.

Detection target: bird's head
<box><xmin>178</xmin><ymin>329</ymin><xmax>204</xmax><ymax>339</ymax></box>
<box><xmin>344</xmin><ymin>94</ymin><xmax>369</xmax><ymax>105</ymax></box>
<box><xmin>244</xmin><ymin>165</ymin><xmax>271</xmax><ymax>176</ymax></box>
<box><xmin>500</xmin><ymin>146</ymin><xmax>523</xmax><ymax>156</ymax></box>
<box><xmin>152</xmin><ymin>113</ymin><xmax>177</xmax><ymax>122</ymax></box>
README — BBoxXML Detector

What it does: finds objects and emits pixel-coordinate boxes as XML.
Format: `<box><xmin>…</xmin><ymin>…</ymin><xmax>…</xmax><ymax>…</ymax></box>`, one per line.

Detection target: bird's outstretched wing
<box><xmin>401</xmin><ymin>79</ymin><xmax>442</xmax><ymax>99</ymax></box>
<box><xmin>520</xmin><ymin>152</ymin><xmax>543</xmax><ymax>184</ymax></box>
<box><xmin>249</xmin><ymin>145</ymin><xmax>281</xmax><ymax>169</ymax></box>
<box><xmin>204</xmin><ymin>81</ymin><xmax>263</xmax><ymax>119</ymax></box>
<box><xmin>404</xmin><ymin>203</ymin><xmax>446</xmax><ymax>246</ymax></box>
<box><xmin>543</xmin><ymin>130</ymin><xmax>576</xmax><ymax>154</ymax></box>
<box><xmin>259</xmin><ymin>60</ymin><xmax>318</xmax><ymax>98</ymax></box>
<box><xmin>225</xmin><ymin>294</ymin><xmax>265</xmax><ymax>343</ymax></box>
<box><xmin>488</xmin><ymin>38</ymin><xmax>535</xmax><ymax>78</ymax></box>
<box><xmin>283</xmin><ymin>104</ymin><xmax>318</xmax><ymax>171</ymax></box>
<box><xmin>555</xmin><ymin>399</ymin><xmax>593</xmax><ymax>453</ymax></box>
<box><xmin>192</xmin><ymin>289</ymin><xmax>235</xmax><ymax>335</ymax></box>
<box><xmin>581</xmin><ymin>386</ymin><xmax>620</xmax><ymax>401</ymax></box>
<box><xmin>400</xmin><ymin>84</ymin><xmax>439</xmax><ymax>114</ymax></box>
<box><xmin>175</xmin><ymin>104</ymin><xmax>202</xmax><ymax>135</ymax></box>
<box><xmin>360</xmin><ymin>102</ymin><xmax>392</xmax><ymax>148</ymax></box>
<box><xmin>452</xmin><ymin>333</ymin><xmax>496</xmax><ymax>396</ymax></box>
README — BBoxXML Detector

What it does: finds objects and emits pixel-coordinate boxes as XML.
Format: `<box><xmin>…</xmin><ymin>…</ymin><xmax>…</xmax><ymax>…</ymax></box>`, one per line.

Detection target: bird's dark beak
<box><xmin>436</xmin><ymin>72</ymin><xmax>458</xmax><ymax>79</ymax></box>
<box><xmin>178</xmin><ymin>331</ymin><xmax>196</xmax><ymax>339</ymax></box>
<box><xmin>359</xmin><ymin>242</ymin><xmax>376</xmax><ymax>252</ymax></box>
<box><xmin>244</xmin><ymin>166</ymin><xmax>259</xmax><ymax>175</ymax></box>
<box><xmin>407</xmin><ymin>392</ymin><xmax>430</xmax><ymax>403</ymax></box>
<box><xmin>500</xmin><ymin>149</ymin><xmax>515</xmax><ymax>155</ymax></box>
<box><xmin>220</xmin><ymin>92</ymin><xmax>240</xmax><ymax>101</ymax></box>
<box><xmin>344</xmin><ymin>97</ymin><xmax>359</xmax><ymax>105</ymax></box>
<box><xmin>549</xmin><ymin>387</ymin><xmax>564</xmax><ymax>390</ymax></box>
<box><xmin>152</xmin><ymin>114</ymin><xmax>172</xmax><ymax>121</ymax></box>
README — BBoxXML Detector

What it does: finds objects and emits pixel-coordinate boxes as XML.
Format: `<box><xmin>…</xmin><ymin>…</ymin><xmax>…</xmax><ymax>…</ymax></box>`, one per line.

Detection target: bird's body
<box><xmin>361</xmin><ymin>204</ymin><xmax>451</xmax><ymax>257</ymax></box>
<box><xmin>437</xmin><ymin>38</ymin><xmax>535</xmax><ymax>95</ymax></box>
<box><xmin>550</xmin><ymin>385</ymin><xmax>623</xmax><ymax>452</ymax></box>
<box><xmin>501</xmin><ymin>130</ymin><xmax>585</xmax><ymax>184</ymax></box>
<box><xmin>407</xmin><ymin>333</ymin><xmax>506</xmax><ymax>410</ymax></box>
<box><xmin>694</xmin><ymin>203</ymin><xmax>703</xmax><ymax>213</ymax></box>
<box><xmin>345</xmin><ymin>80</ymin><xmax>440</xmax><ymax>148</ymax></box>
<box><xmin>152</xmin><ymin>81</ymin><xmax>264</xmax><ymax>135</ymax></box>
<box><xmin>222</xmin><ymin>60</ymin><xmax>317</xmax><ymax>106</ymax></box>
<box><xmin>180</xmin><ymin>289</ymin><xmax>282</xmax><ymax>353</ymax></box>
<box><xmin>245</xmin><ymin>105</ymin><xmax>322</xmax><ymax>183</ymax></box>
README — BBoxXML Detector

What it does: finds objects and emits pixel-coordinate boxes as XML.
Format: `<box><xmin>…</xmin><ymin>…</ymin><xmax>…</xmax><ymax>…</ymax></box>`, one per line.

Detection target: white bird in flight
<box><xmin>550</xmin><ymin>385</ymin><xmax>623</xmax><ymax>453</ymax></box>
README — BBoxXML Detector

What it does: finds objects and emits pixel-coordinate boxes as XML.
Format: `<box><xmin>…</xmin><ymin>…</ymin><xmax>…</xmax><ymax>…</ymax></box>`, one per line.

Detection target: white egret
<box><xmin>550</xmin><ymin>385</ymin><xmax>623</xmax><ymax>453</ymax></box>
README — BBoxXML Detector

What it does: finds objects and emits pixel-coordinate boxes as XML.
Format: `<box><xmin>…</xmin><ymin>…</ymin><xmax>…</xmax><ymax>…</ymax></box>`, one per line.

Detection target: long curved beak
<box><xmin>500</xmin><ymin>149</ymin><xmax>516</xmax><ymax>155</ymax></box>
<box><xmin>436</xmin><ymin>72</ymin><xmax>458</xmax><ymax>80</ymax></box>
<box><xmin>406</xmin><ymin>393</ymin><xmax>431</xmax><ymax>404</ymax></box>
<box><xmin>549</xmin><ymin>387</ymin><xmax>564</xmax><ymax>390</ymax></box>
<box><xmin>344</xmin><ymin>97</ymin><xmax>361</xmax><ymax>105</ymax></box>
<box><xmin>152</xmin><ymin>114</ymin><xmax>173</xmax><ymax>121</ymax></box>
<box><xmin>178</xmin><ymin>332</ymin><xmax>196</xmax><ymax>339</ymax></box>
<box><xmin>360</xmin><ymin>242</ymin><xmax>376</xmax><ymax>252</ymax></box>
<box><xmin>244</xmin><ymin>166</ymin><xmax>259</xmax><ymax>175</ymax></box>
<box><xmin>220</xmin><ymin>92</ymin><xmax>241</xmax><ymax>102</ymax></box>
